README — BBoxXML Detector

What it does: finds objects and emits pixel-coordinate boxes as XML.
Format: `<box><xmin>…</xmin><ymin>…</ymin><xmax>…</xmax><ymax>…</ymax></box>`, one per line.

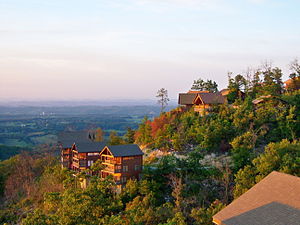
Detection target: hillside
<box><xmin>1</xmin><ymin>69</ymin><xmax>300</xmax><ymax>224</ymax></box>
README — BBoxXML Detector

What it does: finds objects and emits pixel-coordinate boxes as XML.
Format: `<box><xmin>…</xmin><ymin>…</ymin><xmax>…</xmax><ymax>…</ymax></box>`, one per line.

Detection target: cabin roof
<box><xmin>178</xmin><ymin>92</ymin><xmax>225</xmax><ymax>105</ymax></box>
<box><xmin>74</xmin><ymin>141</ymin><xmax>107</xmax><ymax>153</ymax></box>
<box><xmin>178</xmin><ymin>93</ymin><xmax>197</xmax><ymax>105</ymax></box>
<box><xmin>219</xmin><ymin>202</ymin><xmax>300</xmax><ymax>225</ymax></box>
<box><xmin>220</xmin><ymin>89</ymin><xmax>230</xmax><ymax>96</ymax></box>
<box><xmin>105</xmin><ymin>144</ymin><xmax>144</xmax><ymax>157</ymax></box>
<box><xmin>284</xmin><ymin>76</ymin><xmax>300</xmax><ymax>85</ymax></box>
<box><xmin>58</xmin><ymin>131</ymin><xmax>90</xmax><ymax>148</ymax></box>
<box><xmin>213</xmin><ymin>171</ymin><xmax>300</xmax><ymax>225</ymax></box>
<box><xmin>252</xmin><ymin>95</ymin><xmax>288</xmax><ymax>105</ymax></box>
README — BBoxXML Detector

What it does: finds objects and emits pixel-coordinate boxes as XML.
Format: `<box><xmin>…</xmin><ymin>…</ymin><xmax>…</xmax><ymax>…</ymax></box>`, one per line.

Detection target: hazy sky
<box><xmin>1</xmin><ymin>0</ymin><xmax>300</xmax><ymax>101</ymax></box>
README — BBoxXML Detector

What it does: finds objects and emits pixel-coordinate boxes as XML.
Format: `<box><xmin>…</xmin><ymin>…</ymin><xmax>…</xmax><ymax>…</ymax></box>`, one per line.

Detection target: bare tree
<box><xmin>289</xmin><ymin>58</ymin><xmax>300</xmax><ymax>77</ymax></box>
<box><xmin>156</xmin><ymin>88</ymin><xmax>170</xmax><ymax>113</ymax></box>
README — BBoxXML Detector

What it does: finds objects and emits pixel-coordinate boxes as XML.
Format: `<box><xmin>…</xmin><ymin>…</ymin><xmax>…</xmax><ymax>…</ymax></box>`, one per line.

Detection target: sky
<box><xmin>0</xmin><ymin>0</ymin><xmax>300</xmax><ymax>101</ymax></box>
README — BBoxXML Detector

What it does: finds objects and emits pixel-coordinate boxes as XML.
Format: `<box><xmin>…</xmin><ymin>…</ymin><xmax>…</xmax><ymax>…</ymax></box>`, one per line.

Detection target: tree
<box><xmin>108</xmin><ymin>131</ymin><xmax>124</xmax><ymax>145</ymax></box>
<box><xmin>230</xmin><ymin>131</ymin><xmax>257</xmax><ymax>172</ymax></box>
<box><xmin>191</xmin><ymin>78</ymin><xmax>218</xmax><ymax>92</ymax></box>
<box><xmin>233</xmin><ymin>139</ymin><xmax>300</xmax><ymax>198</ymax></box>
<box><xmin>124</xmin><ymin>127</ymin><xmax>135</xmax><ymax>144</ymax></box>
<box><xmin>259</xmin><ymin>62</ymin><xmax>283</xmax><ymax>96</ymax></box>
<box><xmin>288</xmin><ymin>59</ymin><xmax>300</xmax><ymax>91</ymax></box>
<box><xmin>190</xmin><ymin>200</ymin><xmax>225</xmax><ymax>225</ymax></box>
<box><xmin>135</xmin><ymin>116</ymin><xmax>153</xmax><ymax>145</ymax></box>
<box><xmin>156</xmin><ymin>88</ymin><xmax>170</xmax><ymax>113</ymax></box>
<box><xmin>227</xmin><ymin>74</ymin><xmax>247</xmax><ymax>103</ymax></box>
<box><xmin>94</xmin><ymin>128</ymin><xmax>104</xmax><ymax>142</ymax></box>
<box><xmin>289</xmin><ymin>58</ymin><xmax>300</xmax><ymax>78</ymax></box>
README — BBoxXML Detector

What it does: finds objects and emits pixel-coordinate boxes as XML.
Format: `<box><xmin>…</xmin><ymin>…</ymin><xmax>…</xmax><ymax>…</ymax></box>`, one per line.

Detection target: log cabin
<box><xmin>58</xmin><ymin>132</ymin><xmax>143</xmax><ymax>190</ymax></box>
<box><xmin>71</xmin><ymin>141</ymin><xmax>107</xmax><ymax>172</ymax></box>
<box><xmin>284</xmin><ymin>77</ymin><xmax>300</xmax><ymax>91</ymax></box>
<box><xmin>99</xmin><ymin>145</ymin><xmax>143</xmax><ymax>188</ymax></box>
<box><xmin>178</xmin><ymin>91</ymin><xmax>226</xmax><ymax>115</ymax></box>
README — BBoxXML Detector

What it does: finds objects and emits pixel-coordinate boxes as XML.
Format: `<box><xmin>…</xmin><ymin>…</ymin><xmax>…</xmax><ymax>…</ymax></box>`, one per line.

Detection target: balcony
<box><xmin>102</xmin><ymin>159</ymin><xmax>117</xmax><ymax>165</ymax></box>
<box><xmin>103</xmin><ymin>165</ymin><xmax>115</xmax><ymax>173</ymax></box>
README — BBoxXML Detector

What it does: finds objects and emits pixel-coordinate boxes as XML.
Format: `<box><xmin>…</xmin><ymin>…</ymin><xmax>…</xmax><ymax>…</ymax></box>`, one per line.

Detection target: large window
<box><xmin>88</xmin><ymin>160</ymin><xmax>94</xmax><ymax>167</ymax></box>
<box><xmin>87</xmin><ymin>152</ymin><xmax>99</xmax><ymax>156</ymax></box>
<box><xmin>123</xmin><ymin>165</ymin><xmax>128</xmax><ymax>172</ymax></box>
<box><xmin>116</xmin><ymin>165</ymin><xmax>122</xmax><ymax>173</ymax></box>
<box><xmin>121</xmin><ymin>176</ymin><xmax>127</xmax><ymax>183</ymax></box>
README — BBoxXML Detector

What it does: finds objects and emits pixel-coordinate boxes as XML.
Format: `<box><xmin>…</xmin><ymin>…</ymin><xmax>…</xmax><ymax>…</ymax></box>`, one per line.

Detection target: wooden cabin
<box><xmin>284</xmin><ymin>77</ymin><xmax>300</xmax><ymax>91</ymax></box>
<box><xmin>61</xmin><ymin>146</ymin><xmax>73</xmax><ymax>169</ymax></box>
<box><xmin>252</xmin><ymin>95</ymin><xmax>288</xmax><ymax>109</ymax></box>
<box><xmin>213</xmin><ymin>171</ymin><xmax>300</xmax><ymax>225</ymax></box>
<box><xmin>58</xmin><ymin>131</ymin><xmax>91</xmax><ymax>169</ymax></box>
<box><xmin>71</xmin><ymin>141</ymin><xmax>106</xmax><ymax>172</ymax></box>
<box><xmin>178</xmin><ymin>91</ymin><xmax>226</xmax><ymax>115</ymax></box>
<box><xmin>220</xmin><ymin>88</ymin><xmax>245</xmax><ymax>100</ymax></box>
<box><xmin>99</xmin><ymin>144</ymin><xmax>144</xmax><ymax>190</ymax></box>
<box><xmin>58</xmin><ymin>131</ymin><xmax>143</xmax><ymax>190</ymax></box>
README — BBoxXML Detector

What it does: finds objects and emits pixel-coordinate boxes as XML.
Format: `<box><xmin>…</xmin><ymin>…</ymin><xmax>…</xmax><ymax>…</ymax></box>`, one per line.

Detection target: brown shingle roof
<box><xmin>199</xmin><ymin>92</ymin><xmax>226</xmax><ymax>104</ymax></box>
<box><xmin>222</xmin><ymin>202</ymin><xmax>300</xmax><ymax>225</ymax></box>
<box><xmin>178</xmin><ymin>93</ymin><xmax>197</xmax><ymax>105</ymax></box>
<box><xmin>213</xmin><ymin>171</ymin><xmax>300</xmax><ymax>225</ymax></box>
<box><xmin>105</xmin><ymin>144</ymin><xmax>144</xmax><ymax>157</ymax></box>
<box><xmin>178</xmin><ymin>92</ymin><xmax>225</xmax><ymax>105</ymax></box>
<box><xmin>58</xmin><ymin>131</ymin><xmax>90</xmax><ymax>147</ymax></box>
<box><xmin>220</xmin><ymin>89</ymin><xmax>230</xmax><ymax>96</ymax></box>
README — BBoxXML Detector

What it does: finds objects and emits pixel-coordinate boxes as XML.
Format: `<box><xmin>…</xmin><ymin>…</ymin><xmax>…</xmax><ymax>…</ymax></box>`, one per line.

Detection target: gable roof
<box><xmin>105</xmin><ymin>144</ymin><xmax>144</xmax><ymax>157</ymax></box>
<box><xmin>284</xmin><ymin>76</ymin><xmax>300</xmax><ymax>85</ymax></box>
<box><xmin>178</xmin><ymin>92</ymin><xmax>225</xmax><ymax>105</ymax></box>
<box><xmin>178</xmin><ymin>93</ymin><xmax>197</xmax><ymax>105</ymax></box>
<box><xmin>199</xmin><ymin>92</ymin><xmax>225</xmax><ymax>104</ymax></box>
<box><xmin>252</xmin><ymin>95</ymin><xmax>288</xmax><ymax>105</ymax></box>
<box><xmin>222</xmin><ymin>202</ymin><xmax>300</xmax><ymax>225</ymax></box>
<box><xmin>220</xmin><ymin>89</ymin><xmax>230</xmax><ymax>96</ymax></box>
<box><xmin>74</xmin><ymin>141</ymin><xmax>107</xmax><ymax>153</ymax></box>
<box><xmin>213</xmin><ymin>171</ymin><xmax>300</xmax><ymax>225</ymax></box>
<box><xmin>58</xmin><ymin>131</ymin><xmax>91</xmax><ymax>148</ymax></box>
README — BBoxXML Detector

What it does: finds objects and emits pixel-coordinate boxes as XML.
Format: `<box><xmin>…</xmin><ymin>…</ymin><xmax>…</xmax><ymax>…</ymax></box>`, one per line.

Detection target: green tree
<box><xmin>191</xmin><ymin>78</ymin><xmax>218</xmax><ymax>92</ymax></box>
<box><xmin>190</xmin><ymin>201</ymin><xmax>225</xmax><ymax>225</ymax></box>
<box><xmin>234</xmin><ymin>139</ymin><xmax>300</xmax><ymax>198</ymax></box>
<box><xmin>136</xmin><ymin>116</ymin><xmax>153</xmax><ymax>145</ymax></box>
<box><xmin>156</xmin><ymin>88</ymin><xmax>170</xmax><ymax>113</ymax></box>
<box><xmin>124</xmin><ymin>127</ymin><xmax>135</xmax><ymax>144</ymax></box>
<box><xmin>22</xmin><ymin>209</ymin><xmax>58</xmax><ymax>225</ymax></box>
<box><xmin>230</xmin><ymin>131</ymin><xmax>257</xmax><ymax>172</ymax></box>
<box><xmin>227</xmin><ymin>74</ymin><xmax>247</xmax><ymax>103</ymax></box>
<box><xmin>108</xmin><ymin>131</ymin><xmax>125</xmax><ymax>145</ymax></box>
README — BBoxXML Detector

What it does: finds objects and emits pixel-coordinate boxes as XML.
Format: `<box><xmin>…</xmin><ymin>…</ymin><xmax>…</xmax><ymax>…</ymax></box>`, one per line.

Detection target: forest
<box><xmin>0</xmin><ymin>61</ymin><xmax>300</xmax><ymax>224</ymax></box>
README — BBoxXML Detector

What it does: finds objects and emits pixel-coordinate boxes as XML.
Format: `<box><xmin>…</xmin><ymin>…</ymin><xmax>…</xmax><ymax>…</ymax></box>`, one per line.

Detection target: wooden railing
<box><xmin>103</xmin><ymin>159</ymin><xmax>117</xmax><ymax>164</ymax></box>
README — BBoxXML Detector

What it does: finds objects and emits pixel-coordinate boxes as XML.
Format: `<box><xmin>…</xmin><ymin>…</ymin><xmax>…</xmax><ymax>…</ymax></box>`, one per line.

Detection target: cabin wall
<box><xmin>61</xmin><ymin>148</ymin><xmax>73</xmax><ymax>169</ymax></box>
<box><xmin>120</xmin><ymin>155</ymin><xmax>143</xmax><ymax>180</ymax></box>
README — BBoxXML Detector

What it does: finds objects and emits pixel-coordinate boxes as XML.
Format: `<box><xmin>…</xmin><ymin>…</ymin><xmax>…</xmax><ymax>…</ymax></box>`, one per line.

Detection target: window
<box><xmin>135</xmin><ymin>165</ymin><xmax>140</xmax><ymax>171</ymax></box>
<box><xmin>116</xmin><ymin>165</ymin><xmax>122</xmax><ymax>172</ymax></box>
<box><xmin>88</xmin><ymin>160</ymin><xmax>94</xmax><ymax>167</ymax></box>
<box><xmin>121</xmin><ymin>176</ymin><xmax>127</xmax><ymax>183</ymax></box>
<box><xmin>87</xmin><ymin>152</ymin><xmax>99</xmax><ymax>156</ymax></box>
<box><xmin>123</xmin><ymin>165</ymin><xmax>128</xmax><ymax>172</ymax></box>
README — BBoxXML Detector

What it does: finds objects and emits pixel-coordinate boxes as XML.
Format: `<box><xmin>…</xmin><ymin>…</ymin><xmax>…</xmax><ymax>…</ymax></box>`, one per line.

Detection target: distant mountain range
<box><xmin>0</xmin><ymin>99</ymin><xmax>178</xmax><ymax>107</ymax></box>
